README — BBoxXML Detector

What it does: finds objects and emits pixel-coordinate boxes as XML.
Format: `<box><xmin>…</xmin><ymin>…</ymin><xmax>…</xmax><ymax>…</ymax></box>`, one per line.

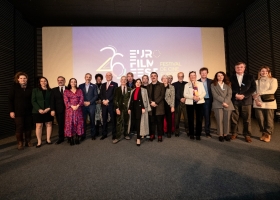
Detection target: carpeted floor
<box><xmin>0</xmin><ymin>118</ymin><xmax>280</xmax><ymax>200</ymax></box>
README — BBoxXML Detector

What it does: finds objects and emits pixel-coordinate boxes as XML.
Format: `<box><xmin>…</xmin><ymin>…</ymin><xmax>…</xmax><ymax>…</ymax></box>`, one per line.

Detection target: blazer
<box><xmin>8</xmin><ymin>83</ymin><xmax>33</xmax><ymax>117</ymax></box>
<box><xmin>184</xmin><ymin>81</ymin><xmax>206</xmax><ymax>105</ymax></box>
<box><xmin>211</xmin><ymin>83</ymin><xmax>234</xmax><ymax>110</ymax></box>
<box><xmin>32</xmin><ymin>88</ymin><xmax>52</xmax><ymax>113</ymax></box>
<box><xmin>172</xmin><ymin>81</ymin><xmax>187</xmax><ymax>107</ymax></box>
<box><xmin>114</xmin><ymin>86</ymin><xmax>132</xmax><ymax>111</ymax></box>
<box><xmin>164</xmin><ymin>84</ymin><xmax>175</xmax><ymax>108</ymax></box>
<box><xmin>230</xmin><ymin>74</ymin><xmax>256</xmax><ymax>105</ymax></box>
<box><xmin>197</xmin><ymin>78</ymin><xmax>213</xmax><ymax>101</ymax></box>
<box><xmin>50</xmin><ymin>86</ymin><xmax>67</xmax><ymax>114</ymax></box>
<box><xmin>146</xmin><ymin>81</ymin><xmax>165</xmax><ymax>115</ymax></box>
<box><xmin>100</xmin><ymin>81</ymin><xmax>118</xmax><ymax>106</ymax></box>
<box><xmin>79</xmin><ymin>83</ymin><xmax>98</xmax><ymax>105</ymax></box>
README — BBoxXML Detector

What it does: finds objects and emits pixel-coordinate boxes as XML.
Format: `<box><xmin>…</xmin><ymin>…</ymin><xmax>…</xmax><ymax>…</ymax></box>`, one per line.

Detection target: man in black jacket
<box><xmin>50</xmin><ymin>76</ymin><xmax>67</xmax><ymax>144</ymax></box>
<box><xmin>230</xmin><ymin>62</ymin><xmax>256</xmax><ymax>143</ymax></box>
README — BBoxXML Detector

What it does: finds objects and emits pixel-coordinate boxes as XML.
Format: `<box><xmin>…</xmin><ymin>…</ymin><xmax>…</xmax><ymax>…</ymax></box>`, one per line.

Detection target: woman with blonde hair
<box><xmin>253</xmin><ymin>66</ymin><xmax>278</xmax><ymax>142</ymax></box>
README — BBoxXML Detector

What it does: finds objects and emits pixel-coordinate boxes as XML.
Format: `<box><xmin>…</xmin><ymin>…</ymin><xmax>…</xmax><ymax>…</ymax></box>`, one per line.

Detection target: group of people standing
<box><xmin>8</xmin><ymin>61</ymin><xmax>277</xmax><ymax>150</ymax></box>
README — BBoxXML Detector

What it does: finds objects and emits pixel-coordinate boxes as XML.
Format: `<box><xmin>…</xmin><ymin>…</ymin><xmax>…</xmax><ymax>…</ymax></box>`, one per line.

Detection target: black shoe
<box><xmin>81</xmin><ymin>136</ymin><xmax>86</xmax><ymax>141</ymax></box>
<box><xmin>190</xmin><ymin>135</ymin><xmax>195</xmax><ymax>140</ymax></box>
<box><xmin>36</xmin><ymin>144</ymin><xmax>41</xmax><ymax>148</ymax></box>
<box><xmin>91</xmin><ymin>136</ymin><xmax>96</xmax><ymax>140</ymax></box>
<box><xmin>224</xmin><ymin>135</ymin><xmax>231</xmax><ymax>142</ymax></box>
<box><xmin>55</xmin><ymin>139</ymin><xmax>64</xmax><ymax>144</ymax></box>
<box><xmin>75</xmin><ymin>136</ymin><xmax>80</xmax><ymax>145</ymax></box>
<box><xmin>206</xmin><ymin>133</ymin><xmax>212</xmax><ymax>138</ymax></box>
<box><xmin>175</xmin><ymin>133</ymin><xmax>179</xmax><ymax>137</ymax></box>
<box><xmin>100</xmin><ymin>136</ymin><xmax>107</xmax><ymax>140</ymax></box>
<box><xmin>70</xmin><ymin>137</ymin><xmax>75</xmax><ymax>146</ymax></box>
<box><xmin>196</xmin><ymin>136</ymin><xmax>201</xmax><ymax>140</ymax></box>
<box><xmin>219</xmin><ymin>136</ymin><xmax>224</xmax><ymax>142</ymax></box>
<box><xmin>46</xmin><ymin>141</ymin><xmax>52</xmax><ymax>145</ymax></box>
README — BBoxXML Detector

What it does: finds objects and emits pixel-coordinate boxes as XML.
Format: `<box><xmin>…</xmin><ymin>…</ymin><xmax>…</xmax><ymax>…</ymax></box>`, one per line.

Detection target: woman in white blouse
<box><xmin>211</xmin><ymin>71</ymin><xmax>234</xmax><ymax>142</ymax></box>
<box><xmin>253</xmin><ymin>66</ymin><xmax>278</xmax><ymax>142</ymax></box>
<box><xmin>184</xmin><ymin>71</ymin><xmax>206</xmax><ymax>140</ymax></box>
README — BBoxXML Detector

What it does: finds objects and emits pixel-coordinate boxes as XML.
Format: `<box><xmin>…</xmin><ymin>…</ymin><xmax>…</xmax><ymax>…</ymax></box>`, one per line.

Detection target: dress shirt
<box><xmin>236</xmin><ymin>73</ymin><xmax>244</xmax><ymax>87</ymax></box>
<box><xmin>202</xmin><ymin>79</ymin><xmax>209</xmax><ymax>98</ymax></box>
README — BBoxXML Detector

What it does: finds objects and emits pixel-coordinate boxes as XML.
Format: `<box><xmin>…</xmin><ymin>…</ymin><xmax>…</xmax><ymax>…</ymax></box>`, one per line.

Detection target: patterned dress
<box><xmin>64</xmin><ymin>89</ymin><xmax>84</xmax><ymax>137</ymax></box>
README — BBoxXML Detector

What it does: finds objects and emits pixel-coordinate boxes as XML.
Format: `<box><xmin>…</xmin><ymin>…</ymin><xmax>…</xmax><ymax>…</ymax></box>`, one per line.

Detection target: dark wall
<box><xmin>225</xmin><ymin>0</ymin><xmax>280</xmax><ymax>120</ymax></box>
<box><xmin>0</xmin><ymin>0</ymin><xmax>36</xmax><ymax>137</ymax></box>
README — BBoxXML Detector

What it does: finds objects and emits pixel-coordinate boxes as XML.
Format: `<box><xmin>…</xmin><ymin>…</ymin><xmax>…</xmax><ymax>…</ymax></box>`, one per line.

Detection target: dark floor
<box><xmin>0</xmin><ymin>118</ymin><xmax>280</xmax><ymax>200</ymax></box>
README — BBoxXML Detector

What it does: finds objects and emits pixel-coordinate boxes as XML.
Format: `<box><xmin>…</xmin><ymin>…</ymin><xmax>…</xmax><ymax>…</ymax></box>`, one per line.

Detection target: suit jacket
<box><xmin>165</xmin><ymin>84</ymin><xmax>175</xmax><ymax>108</ymax></box>
<box><xmin>230</xmin><ymin>74</ymin><xmax>256</xmax><ymax>105</ymax></box>
<box><xmin>147</xmin><ymin>81</ymin><xmax>165</xmax><ymax>115</ymax></box>
<box><xmin>172</xmin><ymin>81</ymin><xmax>187</xmax><ymax>107</ymax></box>
<box><xmin>32</xmin><ymin>88</ymin><xmax>52</xmax><ymax>113</ymax></box>
<box><xmin>79</xmin><ymin>83</ymin><xmax>98</xmax><ymax>106</ymax></box>
<box><xmin>114</xmin><ymin>86</ymin><xmax>132</xmax><ymax>111</ymax></box>
<box><xmin>184</xmin><ymin>81</ymin><xmax>206</xmax><ymax>105</ymax></box>
<box><xmin>197</xmin><ymin>78</ymin><xmax>213</xmax><ymax>101</ymax></box>
<box><xmin>50</xmin><ymin>86</ymin><xmax>66</xmax><ymax>114</ymax></box>
<box><xmin>211</xmin><ymin>83</ymin><xmax>234</xmax><ymax>110</ymax></box>
<box><xmin>100</xmin><ymin>81</ymin><xmax>118</xmax><ymax>107</ymax></box>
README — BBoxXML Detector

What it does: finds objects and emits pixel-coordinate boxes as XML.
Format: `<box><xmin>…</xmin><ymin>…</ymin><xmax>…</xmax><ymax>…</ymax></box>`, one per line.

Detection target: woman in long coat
<box><xmin>64</xmin><ymin>78</ymin><xmax>84</xmax><ymax>145</ymax></box>
<box><xmin>128</xmin><ymin>79</ymin><xmax>151</xmax><ymax>146</ymax></box>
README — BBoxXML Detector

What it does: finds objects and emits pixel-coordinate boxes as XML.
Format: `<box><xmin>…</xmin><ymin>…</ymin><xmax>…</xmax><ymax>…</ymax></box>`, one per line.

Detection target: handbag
<box><xmin>258</xmin><ymin>79</ymin><xmax>275</xmax><ymax>102</ymax></box>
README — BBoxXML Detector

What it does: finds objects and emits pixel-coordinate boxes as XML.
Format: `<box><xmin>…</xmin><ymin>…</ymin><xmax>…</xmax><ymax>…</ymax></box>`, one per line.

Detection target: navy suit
<box><xmin>198</xmin><ymin>78</ymin><xmax>213</xmax><ymax>135</ymax></box>
<box><xmin>79</xmin><ymin>83</ymin><xmax>98</xmax><ymax>138</ymax></box>
<box><xmin>100</xmin><ymin>81</ymin><xmax>118</xmax><ymax>138</ymax></box>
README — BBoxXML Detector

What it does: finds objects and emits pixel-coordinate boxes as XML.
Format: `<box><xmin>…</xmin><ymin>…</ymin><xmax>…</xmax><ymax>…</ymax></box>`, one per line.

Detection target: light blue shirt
<box><xmin>202</xmin><ymin>80</ymin><xmax>209</xmax><ymax>98</ymax></box>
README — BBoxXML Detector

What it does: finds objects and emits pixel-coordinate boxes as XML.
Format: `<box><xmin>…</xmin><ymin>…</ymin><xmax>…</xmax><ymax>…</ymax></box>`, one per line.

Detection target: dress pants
<box><xmin>175</xmin><ymin>102</ymin><xmax>188</xmax><ymax>133</ymax></box>
<box><xmin>83</xmin><ymin>105</ymin><xmax>96</xmax><ymax>138</ymax></box>
<box><xmin>186</xmin><ymin>103</ymin><xmax>203</xmax><ymax>136</ymax></box>
<box><xmin>102</xmin><ymin>104</ymin><xmax>116</xmax><ymax>138</ymax></box>
<box><xmin>14</xmin><ymin>116</ymin><xmax>33</xmax><ymax>142</ymax></box>
<box><xmin>55</xmin><ymin>112</ymin><xmax>65</xmax><ymax>140</ymax></box>
<box><xmin>231</xmin><ymin>104</ymin><xmax>252</xmax><ymax>136</ymax></box>
<box><xmin>164</xmin><ymin>101</ymin><xmax>172</xmax><ymax>134</ymax></box>
<box><xmin>149</xmin><ymin>115</ymin><xmax>164</xmax><ymax>137</ymax></box>
<box><xmin>116</xmin><ymin>108</ymin><xmax>129</xmax><ymax>139</ymax></box>
<box><xmin>254</xmin><ymin>108</ymin><xmax>274</xmax><ymax>135</ymax></box>
<box><xmin>213</xmin><ymin>108</ymin><xmax>232</xmax><ymax>136</ymax></box>
<box><xmin>201</xmin><ymin>99</ymin><xmax>212</xmax><ymax>134</ymax></box>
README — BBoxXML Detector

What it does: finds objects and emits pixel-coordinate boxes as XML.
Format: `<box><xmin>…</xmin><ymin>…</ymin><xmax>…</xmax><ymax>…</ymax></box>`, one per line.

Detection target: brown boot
<box><xmin>263</xmin><ymin>133</ymin><xmax>271</xmax><ymax>143</ymax></box>
<box><xmin>17</xmin><ymin>141</ymin><xmax>24</xmax><ymax>150</ymax></box>
<box><xmin>25</xmin><ymin>141</ymin><xmax>33</xmax><ymax>147</ymax></box>
<box><xmin>260</xmin><ymin>133</ymin><xmax>266</xmax><ymax>141</ymax></box>
<box><xmin>25</xmin><ymin>131</ymin><xmax>33</xmax><ymax>147</ymax></box>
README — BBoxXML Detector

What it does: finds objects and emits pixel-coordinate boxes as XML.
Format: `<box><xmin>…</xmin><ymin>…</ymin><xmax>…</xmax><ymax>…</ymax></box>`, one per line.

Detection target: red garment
<box><xmin>164</xmin><ymin>112</ymin><xmax>175</xmax><ymax>133</ymax></box>
<box><xmin>134</xmin><ymin>87</ymin><xmax>140</xmax><ymax>100</ymax></box>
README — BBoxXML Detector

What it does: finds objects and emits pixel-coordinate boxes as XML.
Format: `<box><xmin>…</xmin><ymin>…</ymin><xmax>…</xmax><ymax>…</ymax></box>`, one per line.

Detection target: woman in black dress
<box><xmin>32</xmin><ymin>77</ymin><xmax>53</xmax><ymax>148</ymax></box>
<box><xmin>8</xmin><ymin>72</ymin><xmax>33</xmax><ymax>150</ymax></box>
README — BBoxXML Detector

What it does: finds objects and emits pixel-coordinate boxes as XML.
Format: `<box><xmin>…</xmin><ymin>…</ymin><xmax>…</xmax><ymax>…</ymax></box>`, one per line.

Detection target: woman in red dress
<box><xmin>64</xmin><ymin>78</ymin><xmax>84</xmax><ymax>145</ymax></box>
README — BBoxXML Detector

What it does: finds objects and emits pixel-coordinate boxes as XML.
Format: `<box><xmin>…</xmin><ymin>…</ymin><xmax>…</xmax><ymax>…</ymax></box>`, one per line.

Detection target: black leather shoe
<box><xmin>219</xmin><ymin>136</ymin><xmax>224</xmax><ymax>142</ymax></box>
<box><xmin>36</xmin><ymin>144</ymin><xmax>41</xmax><ymax>148</ymax></box>
<box><xmin>224</xmin><ymin>135</ymin><xmax>231</xmax><ymax>142</ymax></box>
<box><xmin>81</xmin><ymin>136</ymin><xmax>86</xmax><ymax>141</ymax></box>
<box><xmin>46</xmin><ymin>141</ymin><xmax>52</xmax><ymax>144</ymax></box>
<box><xmin>55</xmin><ymin>139</ymin><xmax>64</xmax><ymax>144</ymax></box>
<box><xmin>91</xmin><ymin>136</ymin><xmax>96</xmax><ymax>140</ymax></box>
<box><xmin>175</xmin><ymin>133</ymin><xmax>179</xmax><ymax>137</ymax></box>
<box><xmin>190</xmin><ymin>135</ymin><xmax>195</xmax><ymax>140</ymax></box>
<box><xmin>196</xmin><ymin>136</ymin><xmax>201</xmax><ymax>140</ymax></box>
<box><xmin>100</xmin><ymin>136</ymin><xmax>107</xmax><ymax>140</ymax></box>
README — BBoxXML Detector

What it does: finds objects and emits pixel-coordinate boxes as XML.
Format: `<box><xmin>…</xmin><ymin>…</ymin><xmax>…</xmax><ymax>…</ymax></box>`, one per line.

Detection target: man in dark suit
<box><xmin>230</xmin><ymin>62</ymin><xmax>256</xmax><ymax>143</ymax></box>
<box><xmin>147</xmin><ymin>72</ymin><xmax>165</xmax><ymax>142</ymax></box>
<box><xmin>50</xmin><ymin>76</ymin><xmax>67</xmax><ymax>144</ymax></box>
<box><xmin>198</xmin><ymin>67</ymin><xmax>213</xmax><ymax>138</ymax></box>
<box><xmin>79</xmin><ymin>73</ymin><xmax>98</xmax><ymax>140</ymax></box>
<box><xmin>100</xmin><ymin>72</ymin><xmax>118</xmax><ymax>140</ymax></box>
<box><xmin>126</xmin><ymin>72</ymin><xmax>136</xmax><ymax>89</ymax></box>
<box><xmin>113</xmin><ymin>76</ymin><xmax>132</xmax><ymax>144</ymax></box>
<box><xmin>172</xmin><ymin>72</ymin><xmax>188</xmax><ymax>137</ymax></box>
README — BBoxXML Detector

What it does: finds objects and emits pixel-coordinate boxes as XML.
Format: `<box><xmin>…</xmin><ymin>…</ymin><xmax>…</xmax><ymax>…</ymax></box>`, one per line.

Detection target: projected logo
<box><xmin>96</xmin><ymin>45</ymin><xmax>126</xmax><ymax>79</ymax></box>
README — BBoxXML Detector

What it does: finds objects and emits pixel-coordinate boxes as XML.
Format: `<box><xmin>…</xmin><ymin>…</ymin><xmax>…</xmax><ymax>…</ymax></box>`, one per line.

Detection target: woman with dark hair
<box><xmin>211</xmin><ymin>71</ymin><xmax>234</xmax><ymax>142</ymax></box>
<box><xmin>184</xmin><ymin>71</ymin><xmax>206</xmax><ymax>140</ymax></box>
<box><xmin>95</xmin><ymin>73</ymin><xmax>103</xmax><ymax>136</ymax></box>
<box><xmin>64</xmin><ymin>78</ymin><xmax>84</xmax><ymax>145</ymax></box>
<box><xmin>32</xmin><ymin>76</ymin><xmax>53</xmax><ymax>148</ymax></box>
<box><xmin>128</xmin><ymin>79</ymin><xmax>151</xmax><ymax>146</ymax></box>
<box><xmin>253</xmin><ymin>66</ymin><xmax>278</xmax><ymax>142</ymax></box>
<box><xmin>8</xmin><ymin>72</ymin><xmax>33</xmax><ymax>150</ymax></box>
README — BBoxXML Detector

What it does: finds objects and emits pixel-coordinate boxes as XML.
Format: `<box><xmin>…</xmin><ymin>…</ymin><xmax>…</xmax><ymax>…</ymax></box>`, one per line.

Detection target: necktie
<box><xmin>60</xmin><ymin>87</ymin><xmax>63</xmax><ymax>94</ymax></box>
<box><xmin>123</xmin><ymin>86</ymin><xmax>125</xmax><ymax>95</ymax></box>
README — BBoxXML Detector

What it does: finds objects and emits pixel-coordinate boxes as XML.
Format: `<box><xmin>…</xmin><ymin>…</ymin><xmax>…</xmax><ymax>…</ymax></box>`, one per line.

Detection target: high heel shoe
<box><xmin>46</xmin><ymin>141</ymin><xmax>52</xmax><ymax>144</ymax></box>
<box><xmin>70</xmin><ymin>137</ymin><xmax>75</xmax><ymax>146</ymax></box>
<box><xmin>36</xmin><ymin>144</ymin><xmax>41</xmax><ymax>148</ymax></box>
<box><xmin>158</xmin><ymin>136</ymin><xmax>162</xmax><ymax>142</ymax></box>
<box><xmin>136</xmin><ymin>139</ymin><xmax>141</xmax><ymax>146</ymax></box>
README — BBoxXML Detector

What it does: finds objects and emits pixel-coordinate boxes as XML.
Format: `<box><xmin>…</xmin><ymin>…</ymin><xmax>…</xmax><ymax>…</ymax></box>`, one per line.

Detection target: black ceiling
<box><xmin>8</xmin><ymin>0</ymin><xmax>256</xmax><ymax>27</ymax></box>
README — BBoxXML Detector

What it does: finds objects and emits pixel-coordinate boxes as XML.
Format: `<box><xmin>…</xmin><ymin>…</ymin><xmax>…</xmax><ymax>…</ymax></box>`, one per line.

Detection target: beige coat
<box><xmin>184</xmin><ymin>81</ymin><xmax>206</xmax><ymax>105</ymax></box>
<box><xmin>128</xmin><ymin>88</ymin><xmax>151</xmax><ymax>136</ymax></box>
<box><xmin>165</xmin><ymin>84</ymin><xmax>175</xmax><ymax>108</ymax></box>
<box><xmin>253</xmin><ymin>77</ymin><xmax>277</xmax><ymax>109</ymax></box>
<box><xmin>211</xmin><ymin>83</ymin><xmax>234</xmax><ymax>110</ymax></box>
